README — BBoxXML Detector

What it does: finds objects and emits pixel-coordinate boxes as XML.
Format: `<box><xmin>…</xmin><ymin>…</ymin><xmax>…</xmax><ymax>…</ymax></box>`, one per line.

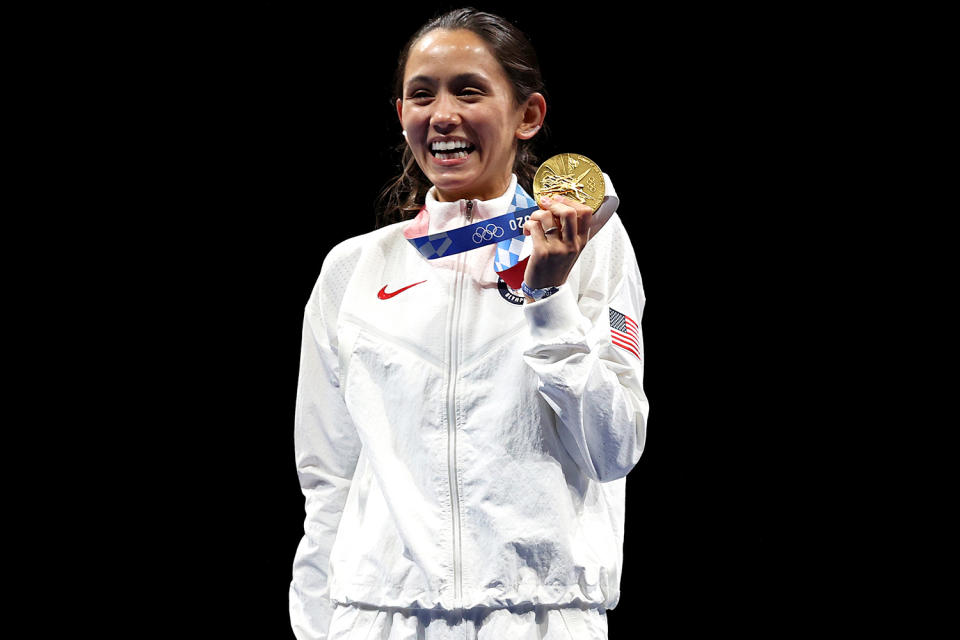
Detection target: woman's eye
<box><xmin>460</xmin><ymin>88</ymin><xmax>483</xmax><ymax>97</ymax></box>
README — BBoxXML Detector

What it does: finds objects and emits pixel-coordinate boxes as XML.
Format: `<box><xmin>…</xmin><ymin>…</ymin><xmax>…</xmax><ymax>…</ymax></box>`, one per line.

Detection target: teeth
<box><xmin>431</xmin><ymin>140</ymin><xmax>471</xmax><ymax>151</ymax></box>
<box><xmin>435</xmin><ymin>150</ymin><xmax>469</xmax><ymax>160</ymax></box>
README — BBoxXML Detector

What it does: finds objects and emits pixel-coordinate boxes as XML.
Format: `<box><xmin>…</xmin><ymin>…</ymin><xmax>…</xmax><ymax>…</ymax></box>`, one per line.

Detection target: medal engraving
<box><xmin>533</xmin><ymin>153</ymin><xmax>605</xmax><ymax>213</ymax></box>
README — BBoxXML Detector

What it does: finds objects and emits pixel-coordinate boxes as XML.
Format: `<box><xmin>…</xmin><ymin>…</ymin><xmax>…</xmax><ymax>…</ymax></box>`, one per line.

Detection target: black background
<box><xmin>119</xmin><ymin>3</ymin><xmax>841</xmax><ymax>637</ymax></box>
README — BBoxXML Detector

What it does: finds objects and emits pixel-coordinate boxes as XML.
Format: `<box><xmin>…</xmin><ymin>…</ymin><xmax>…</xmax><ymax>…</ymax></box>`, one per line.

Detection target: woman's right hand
<box><xmin>521</xmin><ymin>194</ymin><xmax>594</xmax><ymax>290</ymax></box>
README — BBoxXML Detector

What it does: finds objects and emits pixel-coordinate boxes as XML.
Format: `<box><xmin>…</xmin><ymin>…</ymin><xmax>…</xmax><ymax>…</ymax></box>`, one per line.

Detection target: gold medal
<box><xmin>533</xmin><ymin>153</ymin><xmax>605</xmax><ymax>213</ymax></box>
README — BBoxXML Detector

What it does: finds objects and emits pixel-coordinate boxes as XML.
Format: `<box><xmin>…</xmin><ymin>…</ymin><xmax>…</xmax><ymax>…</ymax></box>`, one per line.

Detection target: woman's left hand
<box><xmin>521</xmin><ymin>194</ymin><xmax>594</xmax><ymax>289</ymax></box>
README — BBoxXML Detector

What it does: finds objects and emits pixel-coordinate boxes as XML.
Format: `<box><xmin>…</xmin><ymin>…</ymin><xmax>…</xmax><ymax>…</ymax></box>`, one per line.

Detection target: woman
<box><xmin>290</xmin><ymin>8</ymin><xmax>649</xmax><ymax>639</ymax></box>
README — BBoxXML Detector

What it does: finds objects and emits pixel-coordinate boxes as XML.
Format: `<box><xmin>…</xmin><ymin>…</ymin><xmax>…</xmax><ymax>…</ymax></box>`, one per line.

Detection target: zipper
<box><xmin>446</xmin><ymin>198</ymin><xmax>473</xmax><ymax>606</ymax></box>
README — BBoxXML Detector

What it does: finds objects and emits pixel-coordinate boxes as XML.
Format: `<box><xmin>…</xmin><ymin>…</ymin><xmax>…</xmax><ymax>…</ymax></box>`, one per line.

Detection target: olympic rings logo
<box><xmin>472</xmin><ymin>224</ymin><xmax>504</xmax><ymax>243</ymax></box>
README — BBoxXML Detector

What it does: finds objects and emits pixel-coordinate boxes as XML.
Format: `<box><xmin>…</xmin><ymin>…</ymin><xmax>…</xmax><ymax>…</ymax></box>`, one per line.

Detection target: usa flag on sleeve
<box><xmin>609</xmin><ymin>307</ymin><xmax>641</xmax><ymax>360</ymax></box>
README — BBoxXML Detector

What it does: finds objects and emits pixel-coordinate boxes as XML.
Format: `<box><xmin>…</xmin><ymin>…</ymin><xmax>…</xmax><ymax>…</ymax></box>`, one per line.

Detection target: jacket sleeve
<box><xmin>522</xmin><ymin>216</ymin><xmax>649</xmax><ymax>482</ymax></box>
<box><xmin>289</xmin><ymin>272</ymin><xmax>363</xmax><ymax>639</ymax></box>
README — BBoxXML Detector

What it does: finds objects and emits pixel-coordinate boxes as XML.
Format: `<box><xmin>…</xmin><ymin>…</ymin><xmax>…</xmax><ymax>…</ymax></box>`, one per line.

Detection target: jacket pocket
<box><xmin>327</xmin><ymin>604</ymin><xmax>385</xmax><ymax>640</ymax></box>
<box><xmin>555</xmin><ymin>607</ymin><xmax>608</xmax><ymax>640</ymax></box>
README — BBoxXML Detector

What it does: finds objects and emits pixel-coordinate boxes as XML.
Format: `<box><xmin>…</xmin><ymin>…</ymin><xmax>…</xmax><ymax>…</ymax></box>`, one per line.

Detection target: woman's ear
<box><xmin>396</xmin><ymin>98</ymin><xmax>408</xmax><ymax>140</ymax></box>
<box><xmin>516</xmin><ymin>92</ymin><xmax>546</xmax><ymax>140</ymax></box>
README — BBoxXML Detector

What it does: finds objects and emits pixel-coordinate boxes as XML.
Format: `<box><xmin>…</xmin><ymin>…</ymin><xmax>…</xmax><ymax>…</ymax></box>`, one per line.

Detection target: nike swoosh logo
<box><xmin>377</xmin><ymin>280</ymin><xmax>427</xmax><ymax>299</ymax></box>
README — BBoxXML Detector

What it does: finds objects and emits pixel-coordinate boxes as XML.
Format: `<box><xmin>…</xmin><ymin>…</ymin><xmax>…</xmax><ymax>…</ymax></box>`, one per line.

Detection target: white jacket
<box><xmin>289</xmin><ymin>174</ymin><xmax>649</xmax><ymax>639</ymax></box>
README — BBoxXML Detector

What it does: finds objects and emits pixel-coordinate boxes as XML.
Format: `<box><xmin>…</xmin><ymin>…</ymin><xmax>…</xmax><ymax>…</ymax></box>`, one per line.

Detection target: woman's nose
<box><xmin>430</xmin><ymin>94</ymin><xmax>461</xmax><ymax>131</ymax></box>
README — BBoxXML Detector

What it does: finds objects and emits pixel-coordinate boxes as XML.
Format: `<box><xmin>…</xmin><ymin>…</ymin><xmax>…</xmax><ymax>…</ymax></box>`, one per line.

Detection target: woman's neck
<box><xmin>433</xmin><ymin>173</ymin><xmax>513</xmax><ymax>203</ymax></box>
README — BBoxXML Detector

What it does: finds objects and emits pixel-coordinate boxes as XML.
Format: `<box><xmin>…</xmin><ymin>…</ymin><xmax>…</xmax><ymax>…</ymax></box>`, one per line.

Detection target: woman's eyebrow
<box><xmin>405</xmin><ymin>72</ymin><xmax>490</xmax><ymax>89</ymax></box>
<box><xmin>448</xmin><ymin>72</ymin><xmax>489</xmax><ymax>86</ymax></box>
<box><xmin>405</xmin><ymin>75</ymin><xmax>437</xmax><ymax>88</ymax></box>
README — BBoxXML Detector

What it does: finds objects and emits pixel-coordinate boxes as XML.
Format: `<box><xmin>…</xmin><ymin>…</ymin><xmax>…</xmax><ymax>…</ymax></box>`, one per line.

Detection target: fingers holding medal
<box><xmin>522</xmin><ymin>153</ymin><xmax>604</xmax><ymax>289</ymax></box>
<box><xmin>526</xmin><ymin>196</ymin><xmax>589</xmax><ymax>244</ymax></box>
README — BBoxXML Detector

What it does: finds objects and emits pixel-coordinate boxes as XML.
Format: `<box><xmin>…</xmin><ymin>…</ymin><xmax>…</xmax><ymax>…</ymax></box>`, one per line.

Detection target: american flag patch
<box><xmin>609</xmin><ymin>307</ymin><xmax>641</xmax><ymax>360</ymax></box>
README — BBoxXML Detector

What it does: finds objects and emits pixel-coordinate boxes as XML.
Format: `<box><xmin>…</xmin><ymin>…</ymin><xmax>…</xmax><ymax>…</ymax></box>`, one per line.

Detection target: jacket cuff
<box><xmin>523</xmin><ymin>285</ymin><xmax>586</xmax><ymax>342</ymax></box>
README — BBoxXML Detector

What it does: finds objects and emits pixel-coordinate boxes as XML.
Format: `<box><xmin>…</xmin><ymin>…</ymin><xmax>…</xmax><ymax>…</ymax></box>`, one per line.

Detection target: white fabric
<box><xmin>327</xmin><ymin>603</ymin><xmax>608</xmax><ymax>640</ymax></box>
<box><xmin>290</xmin><ymin>175</ymin><xmax>648</xmax><ymax>639</ymax></box>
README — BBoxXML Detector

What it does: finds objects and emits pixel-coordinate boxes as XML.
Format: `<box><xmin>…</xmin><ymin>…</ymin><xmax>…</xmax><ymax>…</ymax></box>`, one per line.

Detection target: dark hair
<box><xmin>376</xmin><ymin>7</ymin><xmax>547</xmax><ymax>228</ymax></box>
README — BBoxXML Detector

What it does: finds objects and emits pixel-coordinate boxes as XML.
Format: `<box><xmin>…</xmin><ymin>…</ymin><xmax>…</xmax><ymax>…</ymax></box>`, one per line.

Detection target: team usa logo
<box><xmin>497</xmin><ymin>277</ymin><xmax>525</xmax><ymax>306</ymax></box>
<box><xmin>473</xmin><ymin>223</ymin><xmax>504</xmax><ymax>244</ymax></box>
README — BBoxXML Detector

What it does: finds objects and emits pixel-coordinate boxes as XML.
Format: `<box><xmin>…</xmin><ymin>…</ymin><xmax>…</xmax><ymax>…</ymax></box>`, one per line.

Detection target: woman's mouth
<box><xmin>430</xmin><ymin>139</ymin><xmax>476</xmax><ymax>160</ymax></box>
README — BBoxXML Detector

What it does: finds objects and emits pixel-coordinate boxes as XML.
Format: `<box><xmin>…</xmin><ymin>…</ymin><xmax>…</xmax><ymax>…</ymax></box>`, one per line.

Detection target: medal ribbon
<box><xmin>406</xmin><ymin>183</ymin><xmax>539</xmax><ymax>288</ymax></box>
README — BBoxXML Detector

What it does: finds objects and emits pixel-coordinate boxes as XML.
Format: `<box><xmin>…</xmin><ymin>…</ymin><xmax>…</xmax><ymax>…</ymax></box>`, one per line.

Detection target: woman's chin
<box><xmin>428</xmin><ymin>171</ymin><xmax>482</xmax><ymax>202</ymax></box>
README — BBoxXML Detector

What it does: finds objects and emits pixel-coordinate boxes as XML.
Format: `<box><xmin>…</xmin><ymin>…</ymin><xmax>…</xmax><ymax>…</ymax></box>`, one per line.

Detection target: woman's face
<box><xmin>397</xmin><ymin>29</ymin><xmax>541</xmax><ymax>203</ymax></box>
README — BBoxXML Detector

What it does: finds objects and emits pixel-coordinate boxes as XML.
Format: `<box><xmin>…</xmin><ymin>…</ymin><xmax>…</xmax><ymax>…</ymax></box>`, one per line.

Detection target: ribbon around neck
<box><xmin>406</xmin><ymin>183</ymin><xmax>539</xmax><ymax>289</ymax></box>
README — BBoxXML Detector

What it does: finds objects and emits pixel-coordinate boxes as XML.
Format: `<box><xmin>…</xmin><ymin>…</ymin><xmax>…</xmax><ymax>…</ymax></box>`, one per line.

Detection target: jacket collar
<box><xmin>422</xmin><ymin>174</ymin><xmax>519</xmax><ymax>234</ymax></box>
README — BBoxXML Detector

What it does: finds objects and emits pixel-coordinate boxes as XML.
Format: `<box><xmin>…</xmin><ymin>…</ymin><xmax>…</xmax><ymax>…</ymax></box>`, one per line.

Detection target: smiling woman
<box><xmin>395</xmin><ymin>29</ymin><xmax>545</xmax><ymax>204</ymax></box>
<box><xmin>290</xmin><ymin>7</ymin><xmax>650</xmax><ymax>640</ymax></box>
<box><xmin>380</xmin><ymin>9</ymin><xmax>547</xmax><ymax>226</ymax></box>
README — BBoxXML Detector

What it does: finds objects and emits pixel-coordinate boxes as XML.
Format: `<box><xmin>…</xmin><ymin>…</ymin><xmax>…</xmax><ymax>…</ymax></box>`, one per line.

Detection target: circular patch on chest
<box><xmin>497</xmin><ymin>277</ymin><xmax>525</xmax><ymax>306</ymax></box>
